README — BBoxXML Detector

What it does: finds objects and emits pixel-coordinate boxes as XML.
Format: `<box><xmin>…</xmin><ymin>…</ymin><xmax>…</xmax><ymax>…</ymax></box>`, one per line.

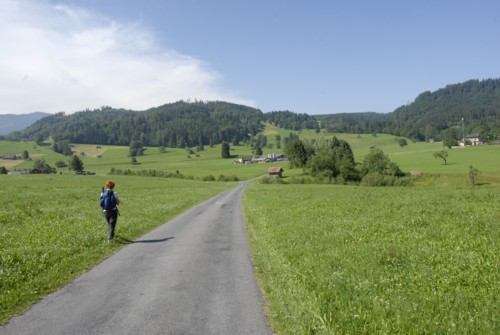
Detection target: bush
<box><xmin>217</xmin><ymin>174</ymin><xmax>239</xmax><ymax>182</ymax></box>
<box><xmin>361</xmin><ymin>172</ymin><xmax>391</xmax><ymax>186</ymax></box>
<box><xmin>55</xmin><ymin>160</ymin><xmax>67</xmax><ymax>168</ymax></box>
<box><xmin>202</xmin><ymin>175</ymin><xmax>216</xmax><ymax>181</ymax></box>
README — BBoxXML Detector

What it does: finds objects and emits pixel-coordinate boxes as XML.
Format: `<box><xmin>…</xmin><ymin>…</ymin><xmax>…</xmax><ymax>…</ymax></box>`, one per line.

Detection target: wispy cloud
<box><xmin>0</xmin><ymin>0</ymin><xmax>253</xmax><ymax>114</ymax></box>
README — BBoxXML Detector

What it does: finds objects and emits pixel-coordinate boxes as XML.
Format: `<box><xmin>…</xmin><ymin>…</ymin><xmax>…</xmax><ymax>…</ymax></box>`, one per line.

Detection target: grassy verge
<box><xmin>244</xmin><ymin>183</ymin><xmax>499</xmax><ymax>334</ymax></box>
<box><xmin>0</xmin><ymin>174</ymin><xmax>235</xmax><ymax>324</ymax></box>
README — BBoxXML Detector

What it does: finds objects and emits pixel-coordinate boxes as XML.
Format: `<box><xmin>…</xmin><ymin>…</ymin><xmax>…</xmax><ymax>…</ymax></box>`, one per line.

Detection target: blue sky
<box><xmin>1</xmin><ymin>0</ymin><xmax>499</xmax><ymax>115</ymax></box>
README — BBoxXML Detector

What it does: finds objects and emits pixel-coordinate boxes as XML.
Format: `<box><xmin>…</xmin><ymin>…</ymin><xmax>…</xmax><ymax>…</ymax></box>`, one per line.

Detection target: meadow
<box><xmin>0</xmin><ymin>139</ymin><xmax>272</xmax><ymax>180</ymax></box>
<box><xmin>1</xmin><ymin>131</ymin><xmax>499</xmax><ymax>332</ymax></box>
<box><xmin>0</xmin><ymin>174</ymin><xmax>235</xmax><ymax>324</ymax></box>
<box><xmin>2</xmin><ymin>127</ymin><xmax>500</xmax><ymax>184</ymax></box>
<box><xmin>244</xmin><ymin>184</ymin><xmax>499</xmax><ymax>334</ymax></box>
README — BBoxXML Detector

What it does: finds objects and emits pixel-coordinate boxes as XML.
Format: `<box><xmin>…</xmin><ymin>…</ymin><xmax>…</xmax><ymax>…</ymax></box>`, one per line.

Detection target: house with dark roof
<box><xmin>465</xmin><ymin>133</ymin><xmax>481</xmax><ymax>146</ymax></box>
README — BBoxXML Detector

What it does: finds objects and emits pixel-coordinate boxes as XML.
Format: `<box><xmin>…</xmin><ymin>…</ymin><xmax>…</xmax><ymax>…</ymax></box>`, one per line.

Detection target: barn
<box><xmin>267</xmin><ymin>167</ymin><xmax>284</xmax><ymax>178</ymax></box>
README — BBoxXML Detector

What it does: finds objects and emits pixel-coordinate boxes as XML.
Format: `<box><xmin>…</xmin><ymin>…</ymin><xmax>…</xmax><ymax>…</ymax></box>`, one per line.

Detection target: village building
<box><xmin>465</xmin><ymin>133</ymin><xmax>481</xmax><ymax>146</ymax></box>
<box><xmin>236</xmin><ymin>156</ymin><xmax>253</xmax><ymax>164</ymax></box>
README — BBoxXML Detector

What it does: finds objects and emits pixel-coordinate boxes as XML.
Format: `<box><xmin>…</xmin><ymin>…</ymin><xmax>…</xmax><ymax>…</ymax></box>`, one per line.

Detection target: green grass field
<box><xmin>2</xmin><ymin>131</ymin><xmax>499</xmax><ymax>184</ymax></box>
<box><xmin>1</xmin><ymin>131</ymin><xmax>499</xmax><ymax>332</ymax></box>
<box><xmin>244</xmin><ymin>184</ymin><xmax>499</xmax><ymax>334</ymax></box>
<box><xmin>0</xmin><ymin>174</ymin><xmax>234</xmax><ymax>324</ymax></box>
<box><xmin>0</xmin><ymin>140</ymin><xmax>273</xmax><ymax>180</ymax></box>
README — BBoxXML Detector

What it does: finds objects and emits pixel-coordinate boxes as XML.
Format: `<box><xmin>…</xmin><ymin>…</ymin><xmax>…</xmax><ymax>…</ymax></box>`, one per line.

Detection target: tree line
<box><xmin>5</xmin><ymin>78</ymin><xmax>500</xmax><ymax>146</ymax></box>
<box><xmin>316</xmin><ymin>78</ymin><xmax>500</xmax><ymax>142</ymax></box>
<box><xmin>263</xmin><ymin>110</ymin><xmax>320</xmax><ymax>131</ymax></box>
<box><xmin>282</xmin><ymin>135</ymin><xmax>409</xmax><ymax>186</ymax></box>
<box><xmin>7</xmin><ymin>101</ymin><xmax>264</xmax><ymax>148</ymax></box>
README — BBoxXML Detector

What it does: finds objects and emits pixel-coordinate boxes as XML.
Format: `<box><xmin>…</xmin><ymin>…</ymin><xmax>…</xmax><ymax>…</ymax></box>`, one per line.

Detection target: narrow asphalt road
<box><xmin>1</xmin><ymin>181</ymin><xmax>272</xmax><ymax>335</ymax></box>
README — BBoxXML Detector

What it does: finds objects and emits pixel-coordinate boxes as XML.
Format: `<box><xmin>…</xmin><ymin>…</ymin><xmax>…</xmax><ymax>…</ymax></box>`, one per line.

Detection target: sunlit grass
<box><xmin>245</xmin><ymin>184</ymin><xmax>500</xmax><ymax>334</ymax></box>
<box><xmin>0</xmin><ymin>174</ymin><xmax>234</xmax><ymax>324</ymax></box>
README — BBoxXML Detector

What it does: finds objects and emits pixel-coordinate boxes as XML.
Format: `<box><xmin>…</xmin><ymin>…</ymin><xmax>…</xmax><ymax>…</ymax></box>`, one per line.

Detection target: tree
<box><xmin>22</xmin><ymin>150</ymin><xmax>30</xmax><ymax>160</ymax></box>
<box><xmin>284</xmin><ymin>138</ymin><xmax>309</xmax><ymax>168</ymax></box>
<box><xmin>129</xmin><ymin>139</ymin><xmax>144</xmax><ymax>157</ymax></box>
<box><xmin>361</xmin><ymin>149</ymin><xmax>404</xmax><ymax>177</ymax></box>
<box><xmin>433</xmin><ymin>150</ymin><xmax>448</xmax><ymax>165</ymax></box>
<box><xmin>221</xmin><ymin>141</ymin><xmax>230</xmax><ymax>158</ymax></box>
<box><xmin>308</xmin><ymin>137</ymin><xmax>359</xmax><ymax>181</ymax></box>
<box><xmin>52</xmin><ymin>140</ymin><xmax>72</xmax><ymax>156</ymax></box>
<box><xmin>255</xmin><ymin>146</ymin><xmax>263</xmax><ymax>156</ymax></box>
<box><xmin>69</xmin><ymin>155</ymin><xmax>84</xmax><ymax>172</ymax></box>
<box><xmin>398</xmin><ymin>138</ymin><xmax>408</xmax><ymax>147</ymax></box>
<box><xmin>0</xmin><ymin>166</ymin><xmax>8</xmax><ymax>174</ymax></box>
<box><xmin>33</xmin><ymin>133</ymin><xmax>44</xmax><ymax>145</ymax></box>
<box><xmin>33</xmin><ymin>159</ymin><xmax>55</xmax><ymax>173</ymax></box>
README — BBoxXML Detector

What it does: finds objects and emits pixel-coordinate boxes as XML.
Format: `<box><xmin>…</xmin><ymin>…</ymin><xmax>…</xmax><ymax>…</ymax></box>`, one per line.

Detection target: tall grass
<box><xmin>0</xmin><ymin>174</ymin><xmax>234</xmax><ymax>324</ymax></box>
<box><xmin>244</xmin><ymin>184</ymin><xmax>499</xmax><ymax>334</ymax></box>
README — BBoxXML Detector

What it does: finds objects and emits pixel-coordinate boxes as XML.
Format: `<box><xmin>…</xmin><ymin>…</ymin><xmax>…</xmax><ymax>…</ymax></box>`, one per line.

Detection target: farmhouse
<box><xmin>465</xmin><ymin>133</ymin><xmax>481</xmax><ymax>146</ymax></box>
<box><xmin>236</xmin><ymin>153</ymin><xmax>287</xmax><ymax>164</ymax></box>
<box><xmin>236</xmin><ymin>156</ymin><xmax>253</xmax><ymax>164</ymax></box>
<box><xmin>268</xmin><ymin>167</ymin><xmax>284</xmax><ymax>178</ymax></box>
<box><xmin>1</xmin><ymin>154</ymin><xmax>17</xmax><ymax>160</ymax></box>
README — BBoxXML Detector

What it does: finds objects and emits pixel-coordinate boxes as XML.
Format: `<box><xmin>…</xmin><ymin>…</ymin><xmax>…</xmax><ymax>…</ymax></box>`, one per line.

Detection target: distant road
<box><xmin>1</xmin><ymin>181</ymin><xmax>272</xmax><ymax>335</ymax></box>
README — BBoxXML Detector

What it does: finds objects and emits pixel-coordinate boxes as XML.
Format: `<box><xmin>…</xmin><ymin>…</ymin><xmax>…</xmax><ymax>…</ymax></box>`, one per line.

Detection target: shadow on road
<box><xmin>114</xmin><ymin>236</ymin><xmax>175</xmax><ymax>244</ymax></box>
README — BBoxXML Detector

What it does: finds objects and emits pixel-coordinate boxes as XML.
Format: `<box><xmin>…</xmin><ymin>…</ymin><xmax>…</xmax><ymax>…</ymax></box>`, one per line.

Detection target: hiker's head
<box><xmin>105</xmin><ymin>181</ymin><xmax>115</xmax><ymax>189</ymax></box>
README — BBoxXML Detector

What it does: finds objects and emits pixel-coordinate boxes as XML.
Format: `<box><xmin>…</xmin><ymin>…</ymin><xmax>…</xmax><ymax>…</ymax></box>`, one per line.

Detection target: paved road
<box><xmin>1</xmin><ymin>181</ymin><xmax>272</xmax><ymax>335</ymax></box>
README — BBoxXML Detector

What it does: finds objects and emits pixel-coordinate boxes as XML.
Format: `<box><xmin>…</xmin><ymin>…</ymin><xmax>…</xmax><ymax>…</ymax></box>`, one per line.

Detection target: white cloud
<box><xmin>0</xmin><ymin>0</ymin><xmax>254</xmax><ymax>114</ymax></box>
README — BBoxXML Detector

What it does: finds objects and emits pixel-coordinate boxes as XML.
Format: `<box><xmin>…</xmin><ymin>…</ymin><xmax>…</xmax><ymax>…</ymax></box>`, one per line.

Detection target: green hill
<box><xmin>316</xmin><ymin>78</ymin><xmax>500</xmax><ymax>141</ymax></box>
<box><xmin>6</xmin><ymin>101</ymin><xmax>263</xmax><ymax>148</ymax></box>
<box><xmin>5</xmin><ymin>79</ymin><xmax>500</xmax><ymax>145</ymax></box>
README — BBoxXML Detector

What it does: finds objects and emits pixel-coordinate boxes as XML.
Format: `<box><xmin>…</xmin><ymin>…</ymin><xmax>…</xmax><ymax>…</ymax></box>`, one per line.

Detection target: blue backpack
<box><xmin>100</xmin><ymin>190</ymin><xmax>117</xmax><ymax>210</ymax></box>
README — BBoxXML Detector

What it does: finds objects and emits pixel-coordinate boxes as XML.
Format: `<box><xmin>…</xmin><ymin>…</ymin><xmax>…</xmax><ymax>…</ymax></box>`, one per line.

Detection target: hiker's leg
<box><xmin>104</xmin><ymin>211</ymin><xmax>114</xmax><ymax>240</ymax></box>
<box><xmin>107</xmin><ymin>211</ymin><xmax>118</xmax><ymax>240</ymax></box>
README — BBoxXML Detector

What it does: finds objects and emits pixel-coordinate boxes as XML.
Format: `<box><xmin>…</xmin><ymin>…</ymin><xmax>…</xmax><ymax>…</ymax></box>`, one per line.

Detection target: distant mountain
<box><xmin>0</xmin><ymin>112</ymin><xmax>50</xmax><ymax>135</ymax></box>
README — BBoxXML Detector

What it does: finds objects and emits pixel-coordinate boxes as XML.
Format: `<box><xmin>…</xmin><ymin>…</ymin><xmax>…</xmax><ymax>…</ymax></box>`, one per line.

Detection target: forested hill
<box><xmin>388</xmin><ymin>78</ymin><xmax>500</xmax><ymax>140</ymax></box>
<box><xmin>317</xmin><ymin>78</ymin><xmax>500</xmax><ymax>141</ymax></box>
<box><xmin>5</xmin><ymin>79</ymin><xmax>500</xmax><ymax>145</ymax></box>
<box><xmin>263</xmin><ymin>110</ymin><xmax>319</xmax><ymax>131</ymax></box>
<box><xmin>7</xmin><ymin>101</ymin><xmax>263</xmax><ymax>147</ymax></box>
<box><xmin>315</xmin><ymin>112</ymin><xmax>386</xmax><ymax>134</ymax></box>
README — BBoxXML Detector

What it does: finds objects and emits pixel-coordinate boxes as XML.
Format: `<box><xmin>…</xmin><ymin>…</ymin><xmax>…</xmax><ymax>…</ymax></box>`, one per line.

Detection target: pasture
<box><xmin>244</xmin><ymin>184</ymin><xmax>499</xmax><ymax>334</ymax></box>
<box><xmin>0</xmin><ymin>174</ymin><xmax>235</xmax><ymax>324</ymax></box>
<box><xmin>0</xmin><ymin>140</ymin><xmax>273</xmax><ymax>180</ymax></box>
<box><xmin>1</xmin><ymin>132</ymin><xmax>499</xmax><ymax>332</ymax></box>
<box><xmin>2</xmin><ymin>131</ymin><xmax>500</xmax><ymax>184</ymax></box>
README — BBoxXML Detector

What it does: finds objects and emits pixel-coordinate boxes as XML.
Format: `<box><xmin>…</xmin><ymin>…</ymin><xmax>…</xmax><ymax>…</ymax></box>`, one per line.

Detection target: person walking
<box><xmin>99</xmin><ymin>180</ymin><xmax>121</xmax><ymax>242</ymax></box>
